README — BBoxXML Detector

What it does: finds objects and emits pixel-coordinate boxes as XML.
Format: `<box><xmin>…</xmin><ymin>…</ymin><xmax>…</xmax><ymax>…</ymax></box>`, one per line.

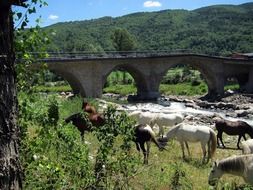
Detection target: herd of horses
<box><xmin>65</xmin><ymin>101</ymin><xmax>253</xmax><ymax>186</ymax></box>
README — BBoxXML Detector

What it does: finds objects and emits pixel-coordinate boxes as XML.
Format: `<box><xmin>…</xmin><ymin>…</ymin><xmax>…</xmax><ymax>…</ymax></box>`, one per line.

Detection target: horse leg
<box><xmin>146</xmin><ymin>141</ymin><xmax>151</xmax><ymax>164</ymax></box>
<box><xmin>185</xmin><ymin>142</ymin><xmax>191</xmax><ymax>157</ymax></box>
<box><xmin>201</xmin><ymin>142</ymin><xmax>207</xmax><ymax>164</ymax></box>
<box><xmin>242</xmin><ymin>134</ymin><xmax>247</xmax><ymax>141</ymax></box>
<box><xmin>237</xmin><ymin>135</ymin><xmax>242</xmax><ymax>149</ymax></box>
<box><xmin>135</xmin><ymin>142</ymin><xmax>140</xmax><ymax>152</ymax></box>
<box><xmin>80</xmin><ymin>131</ymin><xmax>84</xmax><ymax>142</ymax></box>
<box><xmin>179</xmin><ymin>141</ymin><xmax>186</xmax><ymax>159</ymax></box>
<box><xmin>160</xmin><ymin>125</ymin><xmax>164</xmax><ymax>138</ymax></box>
<box><xmin>217</xmin><ymin>131</ymin><xmax>225</xmax><ymax>148</ymax></box>
<box><xmin>207</xmin><ymin>140</ymin><xmax>211</xmax><ymax>163</ymax></box>
<box><xmin>139</xmin><ymin>142</ymin><xmax>148</xmax><ymax>164</ymax></box>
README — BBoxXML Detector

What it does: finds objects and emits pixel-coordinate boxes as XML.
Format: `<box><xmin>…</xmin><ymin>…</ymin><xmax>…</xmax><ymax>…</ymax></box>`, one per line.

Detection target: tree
<box><xmin>111</xmin><ymin>28</ymin><xmax>137</xmax><ymax>52</ymax></box>
<box><xmin>111</xmin><ymin>28</ymin><xmax>137</xmax><ymax>84</ymax></box>
<box><xmin>0</xmin><ymin>1</ymin><xmax>25</xmax><ymax>189</ymax></box>
<box><xmin>0</xmin><ymin>0</ymin><xmax>47</xmax><ymax>189</ymax></box>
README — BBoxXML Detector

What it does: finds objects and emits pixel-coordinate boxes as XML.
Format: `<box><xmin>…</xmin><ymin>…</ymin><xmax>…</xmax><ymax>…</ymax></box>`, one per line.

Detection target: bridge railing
<box><xmin>27</xmin><ymin>49</ymin><xmax>193</xmax><ymax>60</ymax></box>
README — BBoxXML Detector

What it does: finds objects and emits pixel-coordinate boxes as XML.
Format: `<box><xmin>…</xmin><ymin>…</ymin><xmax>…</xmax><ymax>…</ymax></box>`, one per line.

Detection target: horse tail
<box><xmin>209</xmin><ymin>128</ymin><xmax>217</xmax><ymax>159</ymax></box>
<box><xmin>245</xmin><ymin>122</ymin><xmax>253</xmax><ymax>138</ymax></box>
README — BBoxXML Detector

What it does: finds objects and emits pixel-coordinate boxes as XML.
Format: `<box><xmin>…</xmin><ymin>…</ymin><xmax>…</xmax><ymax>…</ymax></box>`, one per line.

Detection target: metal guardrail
<box><xmin>26</xmin><ymin>50</ymin><xmax>193</xmax><ymax>60</ymax></box>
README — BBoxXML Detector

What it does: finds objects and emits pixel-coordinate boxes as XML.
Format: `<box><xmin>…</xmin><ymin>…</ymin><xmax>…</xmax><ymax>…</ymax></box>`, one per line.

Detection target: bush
<box><xmin>19</xmin><ymin>94</ymin><xmax>139</xmax><ymax>189</ymax></box>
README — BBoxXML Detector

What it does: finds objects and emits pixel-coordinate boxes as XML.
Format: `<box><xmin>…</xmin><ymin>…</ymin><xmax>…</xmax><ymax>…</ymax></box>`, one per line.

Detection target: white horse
<box><xmin>150</xmin><ymin>113</ymin><xmax>184</xmax><ymax>137</ymax></box>
<box><xmin>208</xmin><ymin>154</ymin><xmax>253</xmax><ymax>186</ymax></box>
<box><xmin>159</xmin><ymin>123</ymin><xmax>217</xmax><ymax>163</ymax></box>
<box><xmin>129</xmin><ymin>111</ymin><xmax>161</xmax><ymax>135</ymax></box>
<box><xmin>241</xmin><ymin>139</ymin><xmax>253</xmax><ymax>154</ymax></box>
<box><xmin>129</xmin><ymin>110</ymin><xmax>156</xmax><ymax>125</ymax></box>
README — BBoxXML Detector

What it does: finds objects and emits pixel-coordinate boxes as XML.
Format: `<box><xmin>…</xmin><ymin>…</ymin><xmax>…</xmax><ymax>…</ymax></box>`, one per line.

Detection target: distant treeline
<box><xmin>43</xmin><ymin>2</ymin><xmax>253</xmax><ymax>56</ymax></box>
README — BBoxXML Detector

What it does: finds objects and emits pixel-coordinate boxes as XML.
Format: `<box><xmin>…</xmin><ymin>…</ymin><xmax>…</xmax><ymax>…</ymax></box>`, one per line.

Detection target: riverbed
<box><xmin>99</xmin><ymin>93</ymin><xmax>253</xmax><ymax>127</ymax></box>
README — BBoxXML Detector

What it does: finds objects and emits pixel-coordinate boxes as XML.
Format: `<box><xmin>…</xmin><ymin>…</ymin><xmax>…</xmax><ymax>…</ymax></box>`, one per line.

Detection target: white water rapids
<box><xmin>98</xmin><ymin>99</ymin><xmax>253</xmax><ymax>126</ymax></box>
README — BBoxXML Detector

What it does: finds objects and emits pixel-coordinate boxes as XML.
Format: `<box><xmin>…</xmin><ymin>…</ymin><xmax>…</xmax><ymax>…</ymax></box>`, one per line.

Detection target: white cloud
<box><xmin>143</xmin><ymin>1</ymin><xmax>162</xmax><ymax>8</ymax></box>
<box><xmin>48</xmin><ymin>14</ymin><xmax>59</xmax><ymax>20</ymax></box>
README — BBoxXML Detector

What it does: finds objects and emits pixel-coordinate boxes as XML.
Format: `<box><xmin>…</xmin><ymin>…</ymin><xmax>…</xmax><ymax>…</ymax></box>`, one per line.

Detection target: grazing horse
<box><xmin>82</xmin><ymin>101</ymin><xmax>97</xmax><ymax>114</ymax></box>
<box><xmin>134</xmin><ymin>124</ymin><xmax>164</xmax><ymax>164</ymax></box>
<box><xmin>158</xmin><ymin>123</ymin><xmax>217</xmax><ymax>163</ymax></box>
<box><xmin>129</xmin><ymin>110</ymin><xmax>155</xmax><ymax>125</ymax></box>
<box><xmin>65</xmin><ymin>112</ymin><xmax>105</xmax><ymax>140</ymax></box>
<box><xmin>214</xmin><ymin>118</ymin><xmax>253</xmax><ymax>149</ymax></box>
<box><xmin>208</xmin><ymin>154</ymin><xmax>253</xmax><ymax>186</ymax></box>
<box><xmin>150</xmin><ymin>113</ymin><xmax>184</xmax><ymax>137</ymax></box>
<box><xmin>129</xmin><ymin>111</ymin><xmax>184</xmax><ymax>137</ymax></box>
<box><xmin>241</xmin><ymin>139</ymin><xmax>253</xmax><ymax>154</ymax></box>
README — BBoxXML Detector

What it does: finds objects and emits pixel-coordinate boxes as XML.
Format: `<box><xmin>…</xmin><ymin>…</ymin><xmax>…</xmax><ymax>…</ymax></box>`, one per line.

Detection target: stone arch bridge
<box><xmin>38</xmin><ymin>52</ymin><xmax>253</xmax><ymax>101</ymax></box>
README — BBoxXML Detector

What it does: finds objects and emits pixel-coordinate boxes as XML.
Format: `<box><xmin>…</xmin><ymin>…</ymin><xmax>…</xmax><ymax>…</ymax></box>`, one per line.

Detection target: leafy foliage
<box><xmin>14</xmin><ymin>0</ymin><xmax>49</xmax><ymax>93</ymax></box>
<box><xmin>19</xmin><ymin>94</ymin><xmax>139</xmax><ymax>189</ymax></box>
<box><xmin>111</xmin><ymin>28</ymin><xmax>137</xmax><ymax>51</ymax></box>
<box><xmin>44</xmin><ymin>3</ymin><xmax>253</xmax><ymax>55</ymax></box>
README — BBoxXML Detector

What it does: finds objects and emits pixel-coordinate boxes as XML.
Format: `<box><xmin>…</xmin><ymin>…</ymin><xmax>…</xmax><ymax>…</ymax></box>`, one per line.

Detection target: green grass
<box><xmin>160</xmin><ymin>82</ymin><xmax>208</xmax><ymax>96</ymax></box>
<box><xmin>35</xmin><ymin>85</ymin><xmax>72</xmax><ymax>92</ymax></box>
<box><xmin>34</xmin><ymin>81</ymin><xmax>240</xmax><ymax>98</ymax></box>
<box><xmin>103</xmin><ymin>84</ymin><xmax>137</xmax><ymax>95</ymax></box>
<box><xmin>21</xmin><ymin>94</ymin><xmax>252</xmax><ymax>190</ymax></box>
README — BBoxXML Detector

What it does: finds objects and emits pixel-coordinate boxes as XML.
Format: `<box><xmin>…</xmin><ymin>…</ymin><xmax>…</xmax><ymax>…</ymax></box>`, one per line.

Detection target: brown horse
<box><xmin>134</xmin><ymin>124</ymin><xmax>164</xmax><ymax>164</ymax></box>
<box><xmin>65</xmin><ymin>112</ymin><xmax>105</xmax><ymax>140</ymax></box>
<box><xmin>82</xmin><ymin>101</ymin><xmax>97</xmax><ymax>114</ymax></box>
<box><xmin>214</xmin><ymin>118</ymin><xmax>253</xmax><ymax>149</ymax></box>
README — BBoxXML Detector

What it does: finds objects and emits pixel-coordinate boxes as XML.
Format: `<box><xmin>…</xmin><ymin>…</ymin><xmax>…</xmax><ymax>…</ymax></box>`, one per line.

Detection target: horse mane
<box><xmin>164</xmin><ymin>123</ymin><xmax>182</xmax><ymax>140</ymax></box>
<box><xmin>218</xmin><ymin>155</ymin><xmax>246</xmax><ymax>173</ymax></box>
<box><xmin>144</xmin><ymin>125</ymin><xmax>162</xmax><ymax>149</ymax></box>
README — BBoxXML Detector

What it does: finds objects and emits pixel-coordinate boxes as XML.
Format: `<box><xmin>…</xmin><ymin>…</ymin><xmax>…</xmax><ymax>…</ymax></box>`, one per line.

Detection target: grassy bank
<box><xmin>19</xmin><ymin>93</ymin><xmax>251</xmax><ymax>189</ymax></box>
<box><xmin>36</xmin><ymin>82</ymin><xmax>239</xmax><ymax>97</ymax></box>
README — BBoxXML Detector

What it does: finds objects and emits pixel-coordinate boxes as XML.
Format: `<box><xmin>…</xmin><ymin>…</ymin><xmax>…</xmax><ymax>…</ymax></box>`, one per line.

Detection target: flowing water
<box><xmin>99</xmin><ymin>98</ymin><xmax>253</xmax><ymax>126</ymax></box>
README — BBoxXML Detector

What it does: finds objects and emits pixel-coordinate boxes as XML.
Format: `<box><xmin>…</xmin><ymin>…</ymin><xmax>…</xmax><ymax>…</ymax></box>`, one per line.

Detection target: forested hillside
<box><xmin>44</xmin><ymin>2</ymin><xmax>253</xmax><ymax>56</ymax></box>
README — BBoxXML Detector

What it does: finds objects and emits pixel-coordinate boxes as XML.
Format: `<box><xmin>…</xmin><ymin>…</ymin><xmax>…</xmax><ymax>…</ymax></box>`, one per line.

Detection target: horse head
<box><xmin>208</xmin><ymin>161</ymin><xmax>222</xmax><ymax>186</ymax></box>
<box><xmin>82</xmin><ymin>101</ymin><xmax>97</xmax><ymax>114</ymax></box>
<box><xmin>156</xmin><ymin>137</ymin><xmax>168</xmax><ymax>150</ymax></box>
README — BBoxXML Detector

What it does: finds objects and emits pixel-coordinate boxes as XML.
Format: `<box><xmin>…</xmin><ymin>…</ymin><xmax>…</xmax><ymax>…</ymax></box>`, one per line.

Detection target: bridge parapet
<box><xmin>30</xmin><ymin>50</ymin><xmax>194</xmax><ymax>60</ymax></box>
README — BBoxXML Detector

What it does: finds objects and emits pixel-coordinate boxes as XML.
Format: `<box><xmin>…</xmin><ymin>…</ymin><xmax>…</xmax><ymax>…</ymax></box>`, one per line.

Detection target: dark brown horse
<box><xmin>65</xmin><ymin>112</ymin><xmax>105</xmax><ymax>140</ymax></box>
<box><xmin>214</xmin><ymin>118</ymin><xmax>253</xmax><ymax>149</ymax></box>
<box><xmin>134</xmin><ymin>124</ymin><xmax>164</xmax><ymax>164</ymax></box>
<box><xmin>82</xmin><ymin>101</ymin><xmax>97</xmax><ymax>114</ymax></box>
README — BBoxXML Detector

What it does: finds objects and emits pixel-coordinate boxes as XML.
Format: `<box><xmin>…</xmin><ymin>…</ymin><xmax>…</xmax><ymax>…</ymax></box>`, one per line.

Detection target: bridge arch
<box><xmin>102</xmin><ymin>64</ymin><xmax>149</xmax><ymax>96</ymax></box>
<box><xmin>158</xmin><ymin>60</ymin><xmax>217</xmax><ymax>96</ymax></box>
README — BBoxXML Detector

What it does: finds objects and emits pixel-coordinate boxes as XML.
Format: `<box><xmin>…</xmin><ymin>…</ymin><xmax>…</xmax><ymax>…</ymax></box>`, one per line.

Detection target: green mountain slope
<box><xmin>44</xmin><ymin>2</ymin><xmax>253</xmax><ymax>56</ymax></box>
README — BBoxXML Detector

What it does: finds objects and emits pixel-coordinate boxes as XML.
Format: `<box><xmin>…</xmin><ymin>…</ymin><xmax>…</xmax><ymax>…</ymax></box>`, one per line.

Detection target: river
<box><xmin>98</xmin><ymin>96</ymin><xmax>253</xmax><ymax>126</ymax></box>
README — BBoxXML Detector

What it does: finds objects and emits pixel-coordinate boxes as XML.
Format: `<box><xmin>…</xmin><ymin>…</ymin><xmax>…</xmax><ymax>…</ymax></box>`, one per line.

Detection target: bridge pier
<box><xmin>128</xmin><ymin>91</ymin><xmax>160</xmax><ymax>102</ymax></box>
<box><xmin>243</xmin><ymin>68</ymin><xmax>253</xmax><ymax>93</ymax></box>
<box><xmin>207</xmin><ymin>73</ymin><xmax>225</xmax><ymax>98</ymax></box>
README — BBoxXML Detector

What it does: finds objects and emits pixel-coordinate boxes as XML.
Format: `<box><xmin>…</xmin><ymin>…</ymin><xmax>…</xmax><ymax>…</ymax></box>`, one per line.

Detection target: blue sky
<box><xmin>14</xmin><ymin>0</ymin><xmax>252</xmax><ymax>27</ymax></box>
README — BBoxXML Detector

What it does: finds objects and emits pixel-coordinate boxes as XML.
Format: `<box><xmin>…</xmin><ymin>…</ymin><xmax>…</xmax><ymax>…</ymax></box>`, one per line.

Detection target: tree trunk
<box><xmin>0</xmin><ymin>4</ymin><xmax>22</xmax><ymax>190</ymax></box>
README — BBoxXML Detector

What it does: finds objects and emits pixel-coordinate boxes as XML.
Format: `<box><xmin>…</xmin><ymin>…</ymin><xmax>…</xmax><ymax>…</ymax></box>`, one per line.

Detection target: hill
<box><xmin>44</xmin><ymin>3</ymin><xmax>253</xmax><ymax>56</ymax></box>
